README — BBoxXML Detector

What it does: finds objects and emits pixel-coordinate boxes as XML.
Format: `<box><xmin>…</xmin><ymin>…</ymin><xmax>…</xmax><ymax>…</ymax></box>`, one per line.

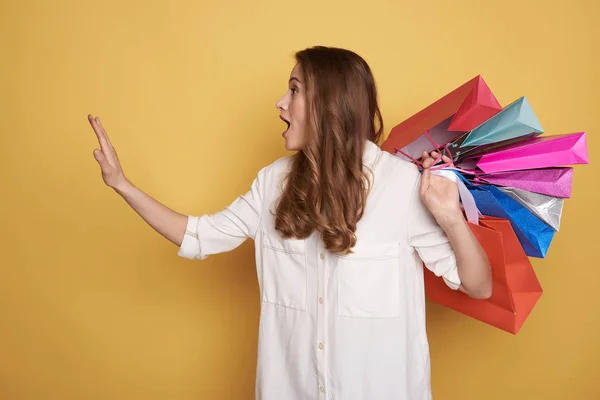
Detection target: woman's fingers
<box><xmin>95</xmin><ymin>116</ymin><xmax>113</xmax><ymax>149</ymax></box>
<box><xmin>88</xmin><ymin>114</ymin><xmax>119</xmax><ymax>166</ymax></box>
<box><xmin>421</xmin><ymin>151</ymin><xmax>433</xmax><ymax>169</ymax></box>
<box><xmin>441</xmin><ymin>154</ymin><xmax>455</xmax><ymax>167</ymax></box>
<box><xmin>93</xmin><ymin>148</ymin><xmax>110</xmax><ymax>171</ymax></box>
<box><xmin>421</xmin><ymin>150</ymin><xmax>455</xmax><ymax>169</ymax></box>
<box><xmin>421</xmin><ymin>150</ymin><xmax>441</xmax><ymax>169</ymax></box>
<box><xmin>88</xmin><ymin>115</ymin><xmax>110</xmax><ymax>154</ymax></box>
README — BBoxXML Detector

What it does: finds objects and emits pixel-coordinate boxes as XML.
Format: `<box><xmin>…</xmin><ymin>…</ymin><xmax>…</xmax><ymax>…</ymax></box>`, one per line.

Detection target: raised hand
<box><xmin>88</xmin><ymin>114</ymin><xmax>129</xmax><ymax>191</ymax></box>
<box><xmin>419</xmin><ymin>150</ymin><xmax>462</xmax><ymax>227</ymax></box>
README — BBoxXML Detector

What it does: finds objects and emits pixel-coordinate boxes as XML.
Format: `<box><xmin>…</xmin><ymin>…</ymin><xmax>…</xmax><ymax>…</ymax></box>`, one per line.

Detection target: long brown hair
<box><xmin>274</xmin><ymin>46</ymin><xmax>384</xmax><ymax>255</ymax></box>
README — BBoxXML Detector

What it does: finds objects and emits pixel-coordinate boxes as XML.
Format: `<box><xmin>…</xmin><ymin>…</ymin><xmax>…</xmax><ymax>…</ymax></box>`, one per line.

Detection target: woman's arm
<box><xmin>419</xmin><ymin>151</ymin><xmax>492</xmax><ymax>299</ymax></box>
<box><xmin>114</xmin><ymin>181</ymin><xmax>188</xmax><ymax>247</ymax></box>
<box><xmin>435</xmin><ymin>212</ymin><xmax>492</xmax><ymax>299</ymax></box>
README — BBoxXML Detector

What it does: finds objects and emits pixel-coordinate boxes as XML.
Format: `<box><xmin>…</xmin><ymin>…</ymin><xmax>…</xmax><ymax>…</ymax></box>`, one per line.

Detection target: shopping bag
<box><xmin>446</xmin><ymin>96</ymin><xmax>544</xmax><ymax>161</ymax></box>
<box><xmin>476</xmin><ymin>131</ymin><xmax>588</xmax><ymax>173</ymax></box>
<box><xmin>497</xmin><ymin>187</ymin><xmax>564</xmax><ymax>232</ymax></box>
<box><xmin>423</xmin><ymin>216</ymin><xmax>543</xmax><ymax>335</ymax></box>
<box><xmin>477</xmin><ymin>167</ymin><xmax>574</xmax><ymax>198</ymax></box>
<box><xmin>381</xmin><ymin>75</ymin><xmax>502</xmax><ymax>161</ymax></box>
<box><xmin>469</xmin><ymin>184</ymin><xmax>555</xmax><ymax>258</ymax></box>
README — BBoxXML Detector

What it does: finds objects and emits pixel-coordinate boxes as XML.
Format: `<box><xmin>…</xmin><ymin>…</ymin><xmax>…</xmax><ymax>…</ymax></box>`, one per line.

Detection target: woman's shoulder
<box><xmin>375</xmin><ymin>148</ymin><xmax>421</xmax><ymax>185</ymax></box>
<box><xmin>258</xmin><ymin>155</ymin><xmax>293</xmax><ymax>177</ymax></box>
<box><xmin>251</xmin><ymin>155</ymin><xmax>294</xmax><ymax>192</ymax></box>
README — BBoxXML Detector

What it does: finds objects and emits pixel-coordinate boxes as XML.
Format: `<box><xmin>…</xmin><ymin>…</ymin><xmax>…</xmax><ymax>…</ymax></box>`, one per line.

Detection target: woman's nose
<box><xmin>275</xmin><ymin>95</ymin><xmax>288</xmax><ymax>111</ymax></box>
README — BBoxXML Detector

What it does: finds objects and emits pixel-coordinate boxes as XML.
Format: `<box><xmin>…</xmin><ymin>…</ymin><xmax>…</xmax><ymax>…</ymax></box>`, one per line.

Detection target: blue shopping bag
<box><xmin>468</xmin><ymin>184</ymin><xmax>554</xmax><ymax>258</ymax></box>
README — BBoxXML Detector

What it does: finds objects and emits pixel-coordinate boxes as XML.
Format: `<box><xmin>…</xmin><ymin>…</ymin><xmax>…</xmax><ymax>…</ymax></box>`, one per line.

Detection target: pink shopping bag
<box><xmin>476</xmin><ymin>132</ymin><xmax>588</xmax><ymax>173</ymax></box>
<box><xmin>477</xmin><ymin>167</ymin><xmax>574</xmax><ymax>198</ymax></box>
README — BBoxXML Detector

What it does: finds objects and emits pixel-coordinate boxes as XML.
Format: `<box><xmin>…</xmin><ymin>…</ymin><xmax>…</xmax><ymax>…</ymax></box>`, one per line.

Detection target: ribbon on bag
<box><xmin>430</xmin><ymin>169</ymin><xmax>482</xmax><ymax>225</ymax></box>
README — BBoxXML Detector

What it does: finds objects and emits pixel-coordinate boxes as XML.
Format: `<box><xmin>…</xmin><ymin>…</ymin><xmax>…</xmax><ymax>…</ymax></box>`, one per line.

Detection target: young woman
<box><xmin>88</xmin><ymin>46</ymin><xmax>491</xmax><ymax>400</ymax></box>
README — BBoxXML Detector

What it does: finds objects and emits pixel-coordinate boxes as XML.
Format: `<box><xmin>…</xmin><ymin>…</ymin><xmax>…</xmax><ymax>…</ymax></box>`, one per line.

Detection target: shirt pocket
<box><xmin>260</xmin><ymin>231</ymin><xmax>307</xmax><ymax>311</ymax></box>
<box><xmin>336</xmin><ymin>241</ymin><xmax>401</xmax><ymax>318</ymax></box>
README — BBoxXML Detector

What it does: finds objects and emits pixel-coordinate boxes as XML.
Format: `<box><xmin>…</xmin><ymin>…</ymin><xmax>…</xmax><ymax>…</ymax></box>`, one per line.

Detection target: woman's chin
<box><xmin>285</xmin><ymin>142</ymin><xmax>298</xmax><ymax>151</ymax></box>
<box><xmin>284</xmin><ymin>137</ymin><xmax>300</xmax><ymax>151</ymax></box>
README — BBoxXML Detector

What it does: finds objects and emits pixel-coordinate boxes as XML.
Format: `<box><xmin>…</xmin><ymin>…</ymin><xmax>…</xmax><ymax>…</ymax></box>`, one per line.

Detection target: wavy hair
<box><xmin>274</xmin><ymin>46</ymin><xmax>384</xmax><ymax>255</ymax></box>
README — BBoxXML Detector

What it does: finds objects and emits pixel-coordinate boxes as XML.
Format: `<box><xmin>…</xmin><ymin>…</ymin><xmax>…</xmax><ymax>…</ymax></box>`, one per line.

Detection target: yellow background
<box><xmin>1</xmin><ymin>0</ymin><xmax>598</xmax><ymax>398</ymax></box>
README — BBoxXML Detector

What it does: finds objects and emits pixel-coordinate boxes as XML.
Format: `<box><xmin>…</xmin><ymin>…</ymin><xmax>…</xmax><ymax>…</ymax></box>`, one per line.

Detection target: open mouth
<box><xmin>280</xmin><ymin>115</ymin><xmax>291</xmax><ymax>135</ymax></box>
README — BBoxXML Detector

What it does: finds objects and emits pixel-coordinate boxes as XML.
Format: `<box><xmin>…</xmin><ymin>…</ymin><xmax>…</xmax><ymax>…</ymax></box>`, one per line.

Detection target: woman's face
<box><xmin>276</xmin><ymin>63</ymin><xmax>306</xmax><ymax>151</ymax></box>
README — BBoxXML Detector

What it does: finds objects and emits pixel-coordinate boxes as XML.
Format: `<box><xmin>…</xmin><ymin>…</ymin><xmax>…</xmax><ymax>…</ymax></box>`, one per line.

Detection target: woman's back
<box><xmin>178</xmin><ymin>140</ymin><xmax>461</xmax><ymax>399</ymax></box>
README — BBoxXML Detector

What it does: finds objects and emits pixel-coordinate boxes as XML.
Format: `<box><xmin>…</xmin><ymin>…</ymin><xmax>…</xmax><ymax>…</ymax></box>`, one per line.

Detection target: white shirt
<box><xmin>178</xmin><ymin>140</ymin><xmax>460</xmax><ymax>400</ymax></box>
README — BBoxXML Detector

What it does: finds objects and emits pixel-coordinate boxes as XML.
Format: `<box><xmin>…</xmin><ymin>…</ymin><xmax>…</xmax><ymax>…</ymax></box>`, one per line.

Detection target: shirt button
<box><xmin>319</xmin><ymin>253</ymin><xmax>325</xmax><ymax>260</ymax></box>
<box><xmin>318</xmin><ymin>343</ymin><xmax>324</xmax><ymax>350</ymax></box>
<box><xmin>318</xmin><ymin>297</ymin><xmax>324</xmax><ymax>304</ymax></box>
<box><xmin>320</xmin><ymin>386</ymin><xmax>325</xmax><ymax>393</ymax></box>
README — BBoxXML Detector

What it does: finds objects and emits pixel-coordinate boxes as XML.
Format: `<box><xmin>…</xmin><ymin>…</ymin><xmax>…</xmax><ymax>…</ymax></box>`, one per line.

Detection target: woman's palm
<box><xmin>88</xmin><ymin>114</ymin><xmax>127</xmax><ymax>189</ymax></box>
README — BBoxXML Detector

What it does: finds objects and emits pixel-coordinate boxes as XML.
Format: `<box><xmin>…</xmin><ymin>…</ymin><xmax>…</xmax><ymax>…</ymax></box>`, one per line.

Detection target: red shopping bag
<box><xmin>424</xmin><ymin>216</ymin><xmax>543</xmax><ymax>334</ymax></box>
<box><xmin>381</xmin><ymin>75</ymin><xmax>502</xmax><ymax>162</ymax></box>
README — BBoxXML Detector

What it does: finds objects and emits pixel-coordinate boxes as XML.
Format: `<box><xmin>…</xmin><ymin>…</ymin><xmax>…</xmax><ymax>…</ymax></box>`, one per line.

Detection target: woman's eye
<box><xmin>290</xmin><ymin>88</ymin><xmax>298</xmax><ymax>95</ymax></box>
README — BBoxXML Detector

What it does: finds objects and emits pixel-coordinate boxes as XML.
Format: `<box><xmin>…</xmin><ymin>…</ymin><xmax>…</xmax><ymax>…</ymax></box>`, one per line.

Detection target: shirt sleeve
<box><xmin>407</xmin><ymin>166</ymin><xmax>461</xmax><ymax>290</ymax></box>
<box><xmin>177</xmin><ymin>166</ymin><xmax>267</xmax><ymax>260</ymax></box>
